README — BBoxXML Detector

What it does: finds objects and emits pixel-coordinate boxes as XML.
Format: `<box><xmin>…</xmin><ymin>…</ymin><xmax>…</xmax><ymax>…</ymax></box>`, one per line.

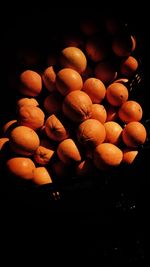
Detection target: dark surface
<box><xmin>1</xmin><ymin>7</ymin><xmax>150</xmax><ymax>266</ymax></box>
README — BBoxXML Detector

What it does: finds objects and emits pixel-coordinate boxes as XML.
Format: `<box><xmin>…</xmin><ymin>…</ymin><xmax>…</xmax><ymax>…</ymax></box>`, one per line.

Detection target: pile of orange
<box><xmin>0</xmin><ymin>16</ymin><xmax>147</xmax><ymax>187</ymax></box>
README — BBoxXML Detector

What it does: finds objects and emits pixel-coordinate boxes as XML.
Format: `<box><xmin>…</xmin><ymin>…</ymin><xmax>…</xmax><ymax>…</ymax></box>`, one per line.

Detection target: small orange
<box><xmin>57</xmin><ymin>138</ymin><xmax>81</xmax><ymax>164</ymax></box>
<box><xmin>6</xmin><ymin>157</ymin><xmax>36</xmax><ymax>179</ymax></box>
<box><xmin>106</xmin><ymin>82</ymin><xmax>129</xmax><ymax>106</ymax></box>
<box><xmin>82</xmin><ymin>77</ymin><xmax>106</xmax><ymax>103</ymax></box>
<box><xmin>118</xmin><ymin>100</ymin><xmax>143</xmax><ymax>123</ymax></box>
<box><xmin>91</xmin><ymin>104</ymin><xmax>107</xmax><ymax>124</ymax></box>
<box><xmin>120</xmin><ymin>56</ymin><xmax>138</xmax><ymax>77</ymax></box>
<box><xmin>56</xmin><ymin>68</ymin><xmax>83</xmax><ymax>96</ymax></box>
<box><xmin>32</xmin><ymin>167</ymin><xmax>52</xmax><ymax>185</ymax></box>
<box><xmin>104</xmin><ymin>121</ymin><xmax>123</xmax><ymax>145</ymax></box>
<box><xmin>9</xmin><ymin>126</ymin><xmax>40</xmax><ymax>156</ymax></box>
<box><xmin>42</xmin><ymin>66</ymin><xmax>56</xmax><ymax>92</ymax></box>
<box><xmin>77</xmin><ymin>119</ymin><xmax>106</xmax><ymax>148</ymax></box>
<box><xmin>17</xmin><ymin>105</ymin><xmax>45</xmax><ymax>130</ymax></box>
<box><xmin>122</xmin><ymin>121</ymin><xmax>147</xmax><ymax>148</ymax></box>
<box><xmin>62</xmin><ymin>91</ymin><xmax>92</xmax><ymax>123</ymax></box>
<box><xmin>2</xmin><ymin>120</ymin><xmax>18</xmax><ymax>137</ymax></box>
<box><xmin>45</xmin><ymin>114</ymin><xmax>69</xmax><ymax>142</ymax></box>
<box><xmin>43</xmin><ymin>91</ymin><xmax>63</xmax><ymax>115</ymax></box>
<box><xmin>60</xmin><ymin>46</ymin><xmax>87</xmax><ymax>74</ymax></box>
<box><xmin>16</xmin><ymin>98</ymin><xmax>39</xmax><ymax>109</ymax></box>
<box><xmin>94</xmin><ymin>61</ymin><xmax>117</xmax><ymax>84</ymax></box>
<box><xmin>0</xmin><ymin>137</ymin><xmax>9</xmax><ymax>150</ymax></box>
<box><xmin>93</xmin><ymin>143</ymin><xmax>123</xmax><ymax>170</ymax></box>
<box><xmin>19</xmin><ymin>70</ymin><xmax>42</xmax><ymax>97</ymax></box>
<box><xmin>33</xmin><ymin>145</ymin><xmax>54</xmax><ymax>165</ymax></box>
<box><xmin>122</xmin><ymin>148</ymin><xmax>138</xmax><ymax>164</ymax></box>
<box><xmin>85</xmin><ymin>36</ymin><xmax>108</xmax><ymax>62</ymax></box>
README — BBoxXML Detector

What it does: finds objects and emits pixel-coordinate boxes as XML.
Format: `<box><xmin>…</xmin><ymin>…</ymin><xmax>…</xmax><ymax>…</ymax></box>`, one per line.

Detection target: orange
<box><xmin>42</xmin><ymin>66</ymin><xmax>56</xmax><ymax>92</ymax></box>
<box><xmin>45</xmin><ymin>114</ymin><xmax>69</xmax><ymax>142</ymax></box>
<box><xmin>0</xmin><ymin>137</ymin><xmax>9</xmax><ymax>150</ymax></box>
<box><xmin>6</xmin><ymin>157</ymin><xmax>36</xmax><ymax>179</ymax></box>
<box><xmin>62</xmin><ymin>90</ymin><xmax>92</xmax><ymax>123</ymax></box>
<box><xmin>120</xmin><ymin>56</ymin><xmax>138</xmax><ymax>77</ymax></box>
<box><xmin>93</xmin><ymin>143</ymin><xmax>123</xmax><ymax>170</ymax></box>
<box><xmin>118</xmin><ymin>100</ymin><xmax>143</xmax><ymax>123</ymax></box>
<box><xmin>122</xmin><ymin>148</ymin><xmax>138</xmax><ymax>164</ymax></box>
<box><xmin>106</xmin><ymin>82</ymin><xmax>129</xmax><ymax>106</ymax></box>
<box><xmin>43</xmin><ymin>91</ymin><xmax>63</xmax><ymax>115</ymax></box>
<box><xmin>112</xmin><ymin>33</ymin><xmax>135</xmax><ymax>57</ymax></box>
<box><xmin>94</xmin><ymin>61</ymin><xmax>117</xmax><ymax>84</ymax></box>
<box><xmin>122</xmin><ymin>121</ymin><xmax>147</xmax><ymax>148</ymax></box>
<box><xmin>85</xmin><ymin>36</ymin><xmax>108</xmax><ymax>62</ymax></box>
<box><xmin>17</xmin><ymin>105</ymin><xmax>45</xmax><ymax>130</ymax></box>
<box><xmin>2</xmin><ymin>120</ymin><xmax>17</xmax><ymax>137</ymax></box>
<box><xmin>32</xmin><ymin>167</ymin><xmax>52</xmax><ymax>185</ymax></box>
<box><xmin>91</xmin><ymin>104</ymin><xmax>107</xmax><ymax>124</ymax></box>
<box><xmin>33</xmin><ymin>145</ymin><xmax>54</xmax><ymax>165</ymax></box>
<box><xmin>77</xmin><ymin>119</ymin><xmax>106</xmax><ymax>148</ymax></box>
<box><xmin>16</xmin><ymin>98</ymin><xmax>39</xmax><ymax>109</ymax></box>
<box><xmin>60</xmin><ymin>46</ymin><xmax>87</xmax><ymax>74</ymax></box>
<box><xmin>57</xmin><ymin>138</ymin><xmax>81</xmax><ymax>164</ymax></box>
<box><xmin>82</xmin><ymin>77</ymin><xmax>106</xmax><ymax>103</ymax></box>
<box><xmin>104</xmin><ymin>121</ymin><xmax>123</xmax><ymax>145</ymax></box>
<box><xmin>9</xmin><ymin>126</ymin><xmax>40</xmax><ymax>156</ymax></box>
<box><xmin>19</xmin><ymin>70</ymin><xmax>42</xmax><ymax>97</ymax></box>
<box><xmin>56</xmin><ymin>68</ymin><xmax>83</xmax><ymax>96</ymax></box>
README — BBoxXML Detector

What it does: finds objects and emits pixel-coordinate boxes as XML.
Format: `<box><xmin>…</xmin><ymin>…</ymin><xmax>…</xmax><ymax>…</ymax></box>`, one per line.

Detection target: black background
<box><xmin>1</xmin><ymin>6</ymin><xmax>150</xmax><ymax>266</ymax></box>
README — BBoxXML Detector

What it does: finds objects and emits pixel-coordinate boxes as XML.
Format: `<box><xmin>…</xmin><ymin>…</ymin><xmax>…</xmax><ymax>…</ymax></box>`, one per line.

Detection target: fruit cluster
<box><xmin>0</xmin><ymin>17</ymin><xmax>147</xmax><ymax>187</ymax></box>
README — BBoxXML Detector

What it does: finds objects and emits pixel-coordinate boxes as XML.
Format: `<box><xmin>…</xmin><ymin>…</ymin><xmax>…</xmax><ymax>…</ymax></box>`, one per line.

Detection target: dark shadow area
<box><xmin>1</xmin><ymin>7</ymin><xmax>150</xmax><ymax>266</ymax></box>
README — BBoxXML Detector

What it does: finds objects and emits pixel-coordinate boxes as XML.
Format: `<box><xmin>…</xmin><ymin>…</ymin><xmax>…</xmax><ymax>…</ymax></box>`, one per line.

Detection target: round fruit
<box><xmin>77</xmin><ymin>119</ymin><xmax>106</xmax><ymax>148</ymax></box>
<box><xmin>62</xmin><ymin>91</ymin><xmax>92</xmax><ymax>123</ymax></box>
<box><xmin>91</xmin><ymin>104</ymin><xmax>107</xmax><ymax>124</ymax></box>
<box><xmin>43</xmin><ymin>91</ymin><xmax>63</xmax><ymax>115</ymax></box>
<box><xmin>106</xmin><ymin>82</ymin><xmax>128</xmax><ymax>106</ymax></box>
<box><xmin>122</xmin><ymin>148</ymin><xmax>138</xmax><ymax>164</ymax></box>
<box><xmin>19</xmin><ymin>70</ymin><xmax>42</xmax><ymax>97</ymax></box>
<box><xmin>120</xmin><ymin>56</ymin><xmax>138</xmax><ymax>77</ymax></box>
<box><xmin>45</xmin><ymin>114</ymin><xmax>69</xmax><ymax>142</ymax></box>
<box><xmin>122</xmin><ymin>121</ymin><xmax>147</xmax><ymax>148</ymax></box>
<box><xmin>42</xmin><ymin>66</ymin><xmax>56</xmax><ymax>92</ymax></box>
<box><xmin>57</xmin><ymin>138</ymin><xmax>81</xmax><ymax>164</ymax></box>
<box><xmin>94</xmin><ymin>61</ymin><xmax>117</xmax><ymax>84</ymax></box>
<box><xmin>17</xmin><ymin>105</ymin><xmax>45</xmax><ymax>130</ymax></box>
<box><xmin>56</xmin><ymin>68</ymin><xmax>83</xmax><ymax>96</ymax></box>
<box><xmin>33</xmin><ymin>145</ymin><xmax>54</xmax><ymax>165</ymax></box>
<box><xmin>118</xmin><ymin>100</ymin><xmax>143</xmax><ymax>123</ymax></box>
<box><xmin>6</xmin><ymin>157</ymin><xmax>36</xmax><ymax>179</ymax></box>
<box><xmin>82</xmin><ymin>77</ymin><xmax>106</xmax><ymax>103</ymax></box>
<box><xmin>104</xmin><ymin>121</ymin><xmax>123</xmax><ymax>145</ymax></box>
<box><xmin>60</xmin><ymin>46</ymin><xmax>87</xmax><ymax>74</ymax></box>
<box><xmin>93</xmin><ymin>143</ymin><xmax>123</xmax><ymax>170</ymax></box>
<box><xmin>16</xmin><ymin>98</ymin><xmax>39</xmax><ymax>108</ymax></box>
<box><xmin>9</xmin><ymin>126</ymin><xmax>40</xmax><ymax>155</ymax></box>
<box><xmin>32</xmin><ymin>167</ymin><xmax>52</xmax><ymax>185</ymax></box>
